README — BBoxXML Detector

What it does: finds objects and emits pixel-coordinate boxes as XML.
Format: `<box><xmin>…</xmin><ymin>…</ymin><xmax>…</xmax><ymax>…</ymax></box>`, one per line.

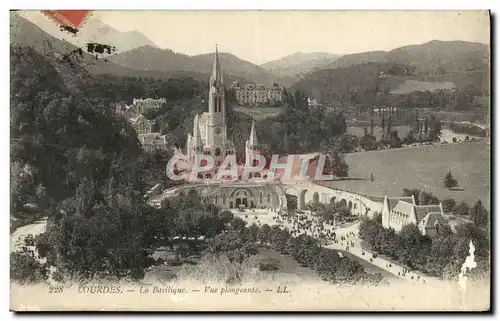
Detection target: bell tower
<box><xmin>207</xmin><ymin>45</ymin><xmax>227</xmax><ymax>158</ymax></box>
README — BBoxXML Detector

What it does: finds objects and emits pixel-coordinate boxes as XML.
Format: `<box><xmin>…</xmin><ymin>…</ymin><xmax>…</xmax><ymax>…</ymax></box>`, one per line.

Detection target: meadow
<box><xmin>329</xmin><ymin>141</ymin><xmax>490</xmax><ymax>209</ymax></box>
<box><xmin>347</xmin><ymin>126</ymin><xmax>484</xmax><ymax>143</ymax></box>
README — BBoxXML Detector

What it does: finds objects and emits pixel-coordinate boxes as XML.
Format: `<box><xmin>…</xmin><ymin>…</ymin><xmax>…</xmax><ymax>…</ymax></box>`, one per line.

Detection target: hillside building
<box><xmin>381</xmin><ymin>195</ymin><xmax>448</xmax><ymax>238</ymax></box>
<box><xmin>231</xmin><ymin>82</ymin><xmax>283</xmax><ymax>106</ymax></box>
<box><xmin>138</xmin><ymin>133</ymin><xmax>168</xmax><ymax>152</ymax></box>
<box><xmin>115</xmin><ymin>98</ymin><xmax>166</xmax><ymax>120</ymax></box>
<box><xmin>132</xmin><ymin>98</ymin><xmax>166</xmax><ymax>114</ymax></box>
<box><xmin>115</xmin><ymin>98</ymin><xmax>168</xmax><ymax>152</ymax></box>
<box><xmin>130</xmin><ymin>114</ymin><xmax>152</xmax><ymax>135</ymax></box>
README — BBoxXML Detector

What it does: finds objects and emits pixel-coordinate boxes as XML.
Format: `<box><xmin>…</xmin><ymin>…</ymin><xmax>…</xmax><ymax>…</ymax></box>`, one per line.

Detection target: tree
<box><xmin>229</xmin><ymin>217</ymin><xmax>247</xmax><ymax>233</ymax></box>
<box><xmin>258</xmin><ymin>224</ymin><xmax>271</xmax><ymax>244</ymax></box>
<box><xmin>426</xmin><ymin>225</ymin><xmax>456</xmax><ymax>277</ymax></box>
<box><xmin>330</xmin><ymin>152</ymin><xmax>349</xmax><ymax>178</ymax></box>
<box><xmin>219</xmin><ymin>210</ymin><xmax>234</xmax><ymax>225</ymax></box>
<box><xmin>427</xmin><ymin>115</ymin><xmax>442</xmax><ymax>141</ymax></box>
<box><xmin>10</xmin><ymin>251</ymin><xmax>47</xmax><ymax>284</ymax></box>
<box><xmin>442</xmin><ymin>198</ymin><xmax>456</xmax><ymax>212</ymax></box>
<box><xmin>453</xmin><ymin>201</ymin><xmax>470</xmax><ymax>216</ymax></box>
<box><xmin>380</xmin><ymin>228</ymin><xmax>399</xmax><ymax>258</ymax></box>
<box><xmin>469</xmin><ymin>200</ymin><xmax>488</xmax><ymax>229</ymax></box>
<box><xmin>247</xmin><ymin>223</ymin><xmax>260</xmax><ymax>243</ymax></box>
<box><xmin>204</xmin><ymin>229</ymin><xmax>258</xmax><ymax>264</ymax></box>
<box><xmin>403</xmin><ymin>130</ymin><xmax>415</xmax><ymax>144</ymax></box>
<box><xmin>443</xmin><ymin>171</ymin><xmax>458</xmax><ymax>189</ymax></box>
<box><xmin>358</xmin><ymin>217</ymin><xmax>383</xmax><ymax>252</ymax></box>
<box><xmin>397</xmin><ymin>224</ymin><xmax>424</xmax><ymax>267</ymax></box>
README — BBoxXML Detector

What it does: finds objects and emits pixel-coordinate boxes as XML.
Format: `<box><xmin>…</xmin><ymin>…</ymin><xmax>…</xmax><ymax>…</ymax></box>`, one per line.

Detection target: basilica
<box><xmin>168</xmin><ymin>46</ymin><xmax>290</xmax><ymax>210</ymax></box>
<box><xmin>175</xmin><ymin>46</ymin><xmax>261</xmax><ymax>178</ymax></box>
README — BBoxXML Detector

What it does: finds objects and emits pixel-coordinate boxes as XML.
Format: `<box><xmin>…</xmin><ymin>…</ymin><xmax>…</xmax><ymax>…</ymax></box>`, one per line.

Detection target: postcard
<box><xmin>10</xmin><ymin>10</ymin><xmax>491</xmax><ymax>311</ymax></box>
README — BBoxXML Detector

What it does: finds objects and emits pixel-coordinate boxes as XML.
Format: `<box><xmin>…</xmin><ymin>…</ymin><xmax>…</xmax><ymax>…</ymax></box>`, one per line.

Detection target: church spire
<box><xmin>210</xmin><ymin>44</ymin><xmax>223</xmax><ymax>86</ymax></box>
<box><xmin>249</xmin><ymin>120</ymin><xmax>258</xmax><ymax>146</ymax></box>
<box><xmin>192</xmin><ymin>114</ymin><xmax>203</xmax><ymax>148</ymax></box>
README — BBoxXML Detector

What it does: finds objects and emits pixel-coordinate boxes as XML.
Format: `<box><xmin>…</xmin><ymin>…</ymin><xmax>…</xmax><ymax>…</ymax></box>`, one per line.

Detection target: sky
<box><xmin>22</xmin><ymin>10</ymin><xmax>491</xmax><ymax>65</ymax></box>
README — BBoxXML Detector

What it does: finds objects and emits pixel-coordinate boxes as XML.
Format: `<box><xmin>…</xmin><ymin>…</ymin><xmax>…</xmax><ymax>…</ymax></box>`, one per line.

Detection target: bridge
<box><xmin>149</xmin><ymin>179</ymin><xmax>384</xmax><ymax>218</ymax></box>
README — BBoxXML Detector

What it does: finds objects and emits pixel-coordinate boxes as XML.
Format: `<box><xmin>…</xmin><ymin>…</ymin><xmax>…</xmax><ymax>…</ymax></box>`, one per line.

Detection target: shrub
<box><xmin>442</xmin><ymin>198</ymin><xmax>456</xmax><ymax>212</ymax></box>
<box><xmin>10</xmin><ymin>252</ymin><xmax>47</xmax><ymax>284</ymax></box>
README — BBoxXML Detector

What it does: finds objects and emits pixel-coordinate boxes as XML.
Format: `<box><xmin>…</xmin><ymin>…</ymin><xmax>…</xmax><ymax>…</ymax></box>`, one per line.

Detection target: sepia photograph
<box><xmin>9</xmin><ymin>9</ymin><xmax>491</xmax><ymax>311</ymax></box>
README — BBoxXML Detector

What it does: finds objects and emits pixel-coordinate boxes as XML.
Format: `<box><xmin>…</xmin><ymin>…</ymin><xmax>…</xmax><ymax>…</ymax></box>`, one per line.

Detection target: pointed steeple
<box><xmin>249</xmin><ymin>120</ymin><xmax>258</xmax><ymax>146</ymax></box>
<box><xmin>210</xmin><ymin>44</ymin><xmax>223</xmax><ymax>86</ymax></box>
<box><xmin>192</xmin><ymin>115</ymin><xmax>203</xmax><ymax>148</ymax></box>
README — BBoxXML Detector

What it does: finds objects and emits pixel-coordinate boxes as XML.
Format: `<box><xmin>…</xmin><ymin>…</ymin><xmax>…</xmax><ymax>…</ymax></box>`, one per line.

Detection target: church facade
<box><xmin>170</xmin><ymin>46</ymin><xmax>281</xmax><ymax>210</ymax></box>
<box><xmin>182</xmin><ymin>46</ymin><xmax>258</xmax><ymax>169</ymax></box>
<box><xmin>381</xmin><ymin>195</ymin><xmax>448</xmax><ymax>238</ymax></box>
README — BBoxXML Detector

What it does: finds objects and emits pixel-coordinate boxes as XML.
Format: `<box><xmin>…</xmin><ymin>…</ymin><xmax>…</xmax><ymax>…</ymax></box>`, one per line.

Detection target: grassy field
<box><xmin>347</xmin><ymin>126</ymin><xmax>412</xmax><ymax>141</ymax></box>
<box><xmin>233</xmin><ymin>106</ymin><xmax>282</xmax><ymax>120</ymax></box>
<box><xmin>329</xmin><ymin>141</ymin><xmax>490</xmax><ymax>209</ymax></box>
<box><xmin>347</xmin><ymin>126</ymin><xmax>484</xmax><ymax>143</ymax></box>
<box><xmin>390</xmin><ymin>80</ymin><xmax>456</xmax><ymax>94</ymax></box>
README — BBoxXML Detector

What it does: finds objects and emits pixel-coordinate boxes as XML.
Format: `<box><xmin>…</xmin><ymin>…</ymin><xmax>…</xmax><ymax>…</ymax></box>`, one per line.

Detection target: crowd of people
<box><xmin>237</xmin><ymin>206</ymin><xmax>432</xmax><ymax>284</ymax></box>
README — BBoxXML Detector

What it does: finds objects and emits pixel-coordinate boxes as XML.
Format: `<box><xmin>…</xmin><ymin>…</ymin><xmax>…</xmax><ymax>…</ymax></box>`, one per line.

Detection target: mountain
<box><xmin>260</xmin><ymin>52</ymin><xmax>341</xmax><ymax>78</ymax></box>
<box><xmin>325</xmin><ymin>51</ymin><xmax>387</xmax><ymax>70</ymax></box>
<box><xmin>291</xmin><ymin>40</ymin><xmax>490</xmax><ymax>100</ymax></box>
<box><xmin>326</xmin><ymin>40</ymin><xmax>489</xmax><ymax>74</ymax></box>
<box><xmin>17</xmin><ymin>11</ymin><xmax>157</xmax><ymax>53</ymax></box>
<box><xmin>9</xmin><ymin>13</ymin><xmax>208</xmax><ymax>82</ymax></box>
<box><xmin>108</xmin><ymin>46</ymin><xmax>283</xmax><ymax>86</ymax></box>
<box><xmin>291</xmin><ymin>60</ymin><xmax>489</xmax><ymax>104</ymax></box>
<box><xmin>76</xmin><ymin>18</ymin><xmax>158</xmax><ymax>53</ymax></box>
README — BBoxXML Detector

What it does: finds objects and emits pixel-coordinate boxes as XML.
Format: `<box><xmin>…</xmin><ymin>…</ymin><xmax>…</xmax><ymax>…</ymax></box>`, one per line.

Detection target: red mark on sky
<box><xmin>42</xmin><ymin>10</ymin><xmax>92</xmax><ymax>30</ymax></box>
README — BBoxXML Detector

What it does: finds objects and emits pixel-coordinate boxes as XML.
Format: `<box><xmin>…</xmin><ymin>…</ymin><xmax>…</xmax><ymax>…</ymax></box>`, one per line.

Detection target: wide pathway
<box><xmin>234</xmin><ymin>209</ymin><xmax>438</xmax><ymax>284</ymax></box>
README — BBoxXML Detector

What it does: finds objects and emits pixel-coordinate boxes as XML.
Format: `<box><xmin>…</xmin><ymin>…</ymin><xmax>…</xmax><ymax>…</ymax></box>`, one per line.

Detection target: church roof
<box><xmin>248</xmin><ymin>120</ymin><xmax>258</xmax><ymax>146</ymax></box>
<box><xmin>193</xmin><ymin>123</ymin><xmax>203</xmax><ymax>147</ymax></box>
<box><xmin>387</xmin><ymin>196</ymin><xmax>414</xmax><ymax>212</ymax></box>
<box><xmin>130</xmin><ymin>114</ymin><xmax>150</xmax><ymax>125</ymax></box>
<box><xmin>420</xmin><ymin>212</ymin><xmax>447</xmax><ymax>229</ymax></box>
<box><xmin>392</xmin><ymin>200</ymin><xmax>414</xmax><ymax>215</ymax></box>
<box><xmin>138</xmin><ymin>133</ymin><xmax>166</xmax><ymax>145</ymax></box>
<box><xmin>414</xmin><ymin>204</ymin><xmax>442</xmax><ymax>222</ymax></box>
<box><xmin>210</xmin><ymin>45</ymin><xmax>223</xmax><ymax>86</ymax></box>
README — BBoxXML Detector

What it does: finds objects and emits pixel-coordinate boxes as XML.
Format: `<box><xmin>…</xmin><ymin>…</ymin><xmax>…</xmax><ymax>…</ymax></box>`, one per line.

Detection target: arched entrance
<box><xmin>236</xmin><ymin>197</ymin><xmax>248</xmax><ymax>208</ymax></box>
<box><xmin>313</xmin><ymin>192</ymin><xmax>319</xmax><ymax>203</ymax></box>
<box><xmin>230</xmin><ymin>188</ymin><xmax>254</xmax><ymax>209</ymax></box>
<box><xmin>298</xmin><ymin>189</ymin><xmax>307</xmax><ymax>210</ymax></box>
<box><xmin>187</xmin><ymin>189</ymin><xmax>198</xmax><ymax>200</ymax></box>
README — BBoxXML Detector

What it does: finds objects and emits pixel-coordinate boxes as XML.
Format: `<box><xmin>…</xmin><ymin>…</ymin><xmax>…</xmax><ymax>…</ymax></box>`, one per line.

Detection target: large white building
<box><xmin>231</xmin><ymin>82</ymin><xmax>283</xmax><ymax>106</ymax></box>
